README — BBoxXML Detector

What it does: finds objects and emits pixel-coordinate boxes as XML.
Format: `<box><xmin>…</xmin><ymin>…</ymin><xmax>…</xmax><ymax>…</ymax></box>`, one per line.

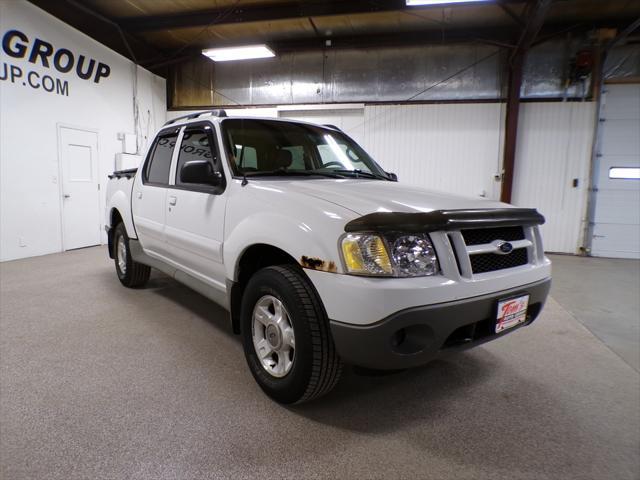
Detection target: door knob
<box><xmin>168</xmin><ymin>196</ymin><xmax>177</xmax><ymax>206</ymax></box>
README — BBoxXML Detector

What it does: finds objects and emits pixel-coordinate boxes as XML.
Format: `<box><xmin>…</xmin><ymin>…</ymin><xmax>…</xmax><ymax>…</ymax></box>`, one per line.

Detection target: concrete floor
<box><xmin>1</xmin><ymin>247</ymin><xmax>639</xmax><ymax>480</ymax></box>
<box><xmin>547</xmin><ymin>254</ymin><xmax>640</xmax><ymax>372</ymax></box>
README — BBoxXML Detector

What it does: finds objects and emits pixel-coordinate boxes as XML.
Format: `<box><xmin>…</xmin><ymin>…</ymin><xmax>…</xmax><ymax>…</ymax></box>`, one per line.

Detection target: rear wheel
<box><xmin>241</xmin><ymin>265</ymin><xmax>342</xmax><ymax>404</ymax></box>
<box><xmin>113</xmin><ymin>223</ymin><xmax>150</xmax><ymax>288</ymax></box>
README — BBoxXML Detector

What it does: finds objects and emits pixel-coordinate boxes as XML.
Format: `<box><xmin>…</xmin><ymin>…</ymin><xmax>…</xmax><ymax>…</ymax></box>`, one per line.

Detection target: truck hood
<box><xmin>268</xmin><ymin>179</ymin><xmax>509</xmax><ymax>215</ymax></box>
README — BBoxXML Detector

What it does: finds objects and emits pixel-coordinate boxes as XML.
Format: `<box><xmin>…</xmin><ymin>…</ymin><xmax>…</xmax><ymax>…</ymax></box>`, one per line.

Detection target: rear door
<box><xmin>131</xmin><ymin>127</ymin><xmax>180</xmax><ymax>259</ymax></box>
<box><xmin>164</xmin><ymin>123</ymin><xmax>227</xmax><ymax>290</ymax></box>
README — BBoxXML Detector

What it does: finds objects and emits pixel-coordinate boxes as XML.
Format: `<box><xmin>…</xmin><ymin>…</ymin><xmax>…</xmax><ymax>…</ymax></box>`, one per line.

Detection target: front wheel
<box><xmin>240</xmin><ymin>265</ymin><xmax>342</xmax><ymax>404</ymax></box>
<box><xmin>113</xmin><ymin>223</ymin><xmax>150</xmax><ymax>288</ymax></box>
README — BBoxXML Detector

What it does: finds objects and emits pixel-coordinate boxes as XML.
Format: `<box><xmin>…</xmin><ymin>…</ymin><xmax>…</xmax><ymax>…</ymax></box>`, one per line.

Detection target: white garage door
<box><xmin>591</xmin><ymin>84</ymin><xmax>640</xmax><ymax>259</ymax></box>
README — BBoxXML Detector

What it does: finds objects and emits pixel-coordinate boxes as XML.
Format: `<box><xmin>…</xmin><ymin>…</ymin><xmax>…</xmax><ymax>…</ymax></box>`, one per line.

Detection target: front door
<box><xmin>164</xmin><ymin>123</ymin><xmax>227</xmax><ymax>290</ymax></box>
<box><xmin>59</xmin><ymin>126</ymin><xmax>100</xmax><ymax>250</ymax></box>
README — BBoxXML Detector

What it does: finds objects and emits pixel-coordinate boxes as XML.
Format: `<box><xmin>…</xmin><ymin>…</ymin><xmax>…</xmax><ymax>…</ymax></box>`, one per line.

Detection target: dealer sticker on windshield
<box><xmin>496</xmin><ymin>294</ymin><xmax>530</xmax><ymax>333</ymax></box>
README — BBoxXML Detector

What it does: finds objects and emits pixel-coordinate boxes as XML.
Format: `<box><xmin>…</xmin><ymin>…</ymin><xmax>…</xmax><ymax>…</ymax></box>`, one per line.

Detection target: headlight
<box><xmin>340</xmin><ymin>233</ymin><xmax>439</xmax><ymax>277</ymax></box>
<box><xmin>389</xmin><ymin>234</ymin><xmax>439</xmax><ymax>277</ymax></box>
<box><xmin>341</xmin><ymin>234</ymin><xmax>393</xmax><ymax>276</ymax></box>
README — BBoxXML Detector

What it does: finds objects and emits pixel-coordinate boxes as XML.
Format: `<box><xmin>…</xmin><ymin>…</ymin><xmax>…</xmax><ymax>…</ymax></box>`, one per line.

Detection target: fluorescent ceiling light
<box><xmin>202</xmin><ymin>45</ymin><xmax>275</xmax><ymax>62</ymax></box>
<box><xmin>406</xmin><ymin>0</ymin><xmax>492</xmax><ymax>5</ymax></box>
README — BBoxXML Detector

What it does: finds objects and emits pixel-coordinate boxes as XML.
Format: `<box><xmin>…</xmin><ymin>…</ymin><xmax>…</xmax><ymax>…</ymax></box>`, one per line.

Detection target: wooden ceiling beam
<box><xmin>117</xmin><ymin>0</ymin><xmax>528</xmax><ymax>33</ymax></box>
<box><xmin>28</xmin><ymin>0</ymin><xmax>169</xmax><ymax>71</ymax></box>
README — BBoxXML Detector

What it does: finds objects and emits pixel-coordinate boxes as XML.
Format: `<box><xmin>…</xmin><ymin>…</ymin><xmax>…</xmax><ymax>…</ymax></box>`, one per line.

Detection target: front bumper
<box><xmin>329</xmin><ymin>277</ymin><xmax>551</xmax><ymax>370</ymax></box>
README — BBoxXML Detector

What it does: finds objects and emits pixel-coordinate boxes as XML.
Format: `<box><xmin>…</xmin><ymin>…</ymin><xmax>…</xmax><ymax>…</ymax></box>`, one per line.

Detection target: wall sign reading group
<box><xmin>0</xmin><ymin>29</ymin><xmax>112</xmax><ymax>97</ymax></box>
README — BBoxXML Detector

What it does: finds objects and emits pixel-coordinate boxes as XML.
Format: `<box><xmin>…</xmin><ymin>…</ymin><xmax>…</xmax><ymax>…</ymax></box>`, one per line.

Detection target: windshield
<box><xmin>221</xmin><ymin>118</ymin><xmax>389</xmax><ymax>180</ymax></box>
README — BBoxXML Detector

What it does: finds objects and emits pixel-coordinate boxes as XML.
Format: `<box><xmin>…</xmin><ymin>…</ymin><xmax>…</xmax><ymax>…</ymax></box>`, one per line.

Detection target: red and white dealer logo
<box><xmin>496</xmin><ymin>295</ymin><xmax>529</xmax><ymax>333</ymax></box>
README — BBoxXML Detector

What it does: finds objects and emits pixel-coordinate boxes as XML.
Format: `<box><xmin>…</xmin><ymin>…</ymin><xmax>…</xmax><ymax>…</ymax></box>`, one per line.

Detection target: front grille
<box><xmin>470</xmin><ymin>248</ymin><xmax>528</xmax><ymax>274</ymax></box>
<box><xmin>461</xmin><ymin>226</ymin><xmax>525</xmax><ymax>246</ymax></box>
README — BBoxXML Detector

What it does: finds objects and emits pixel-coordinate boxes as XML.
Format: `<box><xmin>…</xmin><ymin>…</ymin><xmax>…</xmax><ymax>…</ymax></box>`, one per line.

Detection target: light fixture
<box><xmin>202</xmin><ymin>45</ymin><xmax>275</xmax><ymax>62</ymax></box>
<box><xmin>406</xmin><ymin>0</ymin><xmax>492</xmax><ymax>5</ymax></box>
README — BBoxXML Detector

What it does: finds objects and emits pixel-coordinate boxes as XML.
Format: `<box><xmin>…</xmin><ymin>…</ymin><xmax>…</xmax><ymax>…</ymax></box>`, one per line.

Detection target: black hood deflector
<box><xmin>344</xmin><ymin>208</ymin><xmax>545</xmax><ymax>233</ymax></box>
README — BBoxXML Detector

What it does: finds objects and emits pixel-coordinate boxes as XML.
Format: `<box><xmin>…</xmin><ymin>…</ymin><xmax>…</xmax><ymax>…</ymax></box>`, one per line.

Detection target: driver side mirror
<box><xmin>386</xmin><ymin>172</ymin><xmax>398</xmax><ymax>181</ymax></box>
<box><xmin>180</xmin><ymin>160</ymin><xmax>223</xmax><ymax>186</ymax></box>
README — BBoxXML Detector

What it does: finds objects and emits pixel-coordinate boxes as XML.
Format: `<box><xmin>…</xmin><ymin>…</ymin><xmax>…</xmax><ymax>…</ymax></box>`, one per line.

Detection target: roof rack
<box><xmin>164</xmin><ymin>109</ymin><xmax>227</xmax><ymax>127</ymax></box>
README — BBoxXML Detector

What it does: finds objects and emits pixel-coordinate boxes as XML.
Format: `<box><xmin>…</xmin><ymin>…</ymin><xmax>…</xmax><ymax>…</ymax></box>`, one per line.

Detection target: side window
<box><xmin>175</xmin><ymin>126</ymin><xmax>219</xmax><ymax>187</ymax></box>
<box><xmin>145</xmin><ymin>132</ymin><xmax>178</xmax><ymax>185</ymax></box>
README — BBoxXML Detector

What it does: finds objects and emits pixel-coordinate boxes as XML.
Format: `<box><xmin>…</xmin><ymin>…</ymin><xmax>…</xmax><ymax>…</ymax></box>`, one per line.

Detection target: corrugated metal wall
<box><xmin>361</xmin><ymin>103</ymin><xmax>505</xmax><ymax>200</ymax></box>
<box><xmin>170</xmin><ymin>38</ymin><xmax>607</xmax><ymax>108</ymax></box>
<box><xmin>511</xmin><ymin>102</ymin><xmax>596</xmax><ymax>254</ymax></box>
<box><xmin>173</xmin><ymin>44</ymin><xmax>505</xmax><ymax>107</ymax></box>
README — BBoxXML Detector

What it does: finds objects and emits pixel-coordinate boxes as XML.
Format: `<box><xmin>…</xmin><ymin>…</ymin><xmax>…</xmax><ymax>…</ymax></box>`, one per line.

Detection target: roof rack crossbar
<box><xmin>164</xmin><ymin>109</ymin><xmax>227</xmax><ymax>127</ymax></box>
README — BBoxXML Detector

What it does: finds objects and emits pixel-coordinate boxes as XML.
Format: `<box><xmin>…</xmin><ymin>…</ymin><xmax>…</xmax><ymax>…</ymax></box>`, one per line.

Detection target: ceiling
<box><xmin>29</xmin><ymin>0</ymin><xmax>640</xmax><ymax>75</ymax></box>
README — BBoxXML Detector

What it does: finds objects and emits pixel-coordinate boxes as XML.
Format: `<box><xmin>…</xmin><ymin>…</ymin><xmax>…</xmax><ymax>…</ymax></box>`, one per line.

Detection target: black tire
<box><xmin>113</xmin><ymin>223</ymin><xmax>151</xmax><ymax>288</ymax></box>
<box><xmin>240</xmin><ymin>265</ymin><xmax>342</xmax><ymax>404</ymax></box>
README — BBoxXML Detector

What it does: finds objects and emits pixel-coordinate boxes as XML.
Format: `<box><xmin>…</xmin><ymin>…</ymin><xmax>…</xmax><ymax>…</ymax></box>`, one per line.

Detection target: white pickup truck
<box><xmin>106</xmin><ymin>110</ymin><xmax>551</xmax><ymax>404</ymax></box>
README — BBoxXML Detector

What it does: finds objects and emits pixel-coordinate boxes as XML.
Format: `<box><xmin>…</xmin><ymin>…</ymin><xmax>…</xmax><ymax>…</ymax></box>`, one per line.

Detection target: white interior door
<box><xmin>58</xmin><ymin>126</ymin><xmax>100</xmax><ymax>250</ymax></box>
<box><xmin>591</xmin><ymin>84</ymin><xmax>640</xmax><ymax>259</ymax></box>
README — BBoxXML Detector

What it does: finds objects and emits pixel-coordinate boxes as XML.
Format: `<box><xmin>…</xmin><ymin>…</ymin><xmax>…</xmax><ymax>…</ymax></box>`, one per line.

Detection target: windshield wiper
<box><xmin>327</xmin><ymin>169</ymin><xmax>390</xmax><ymax>180</ymax></box>
<box><xmin>244</xmin><ymin>169</ymin><xmax>346</xmax><ymax>179</ymax></box>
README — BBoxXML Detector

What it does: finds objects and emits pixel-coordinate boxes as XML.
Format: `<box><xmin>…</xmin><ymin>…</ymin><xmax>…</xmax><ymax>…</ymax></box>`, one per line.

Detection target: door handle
<box><xmin>63</xmin><ymin>194</ymin><xmax>71</xmax><ymax>199</ymax></box>
<box><xmin>168</xmin><ymin>195</ymin><xmax>177</xmax><ymax>206</ymax></box>
<box><xmin>136</xmin><ymin>192</ymin><xmax>142</xmax><ymax>199</ymax></box>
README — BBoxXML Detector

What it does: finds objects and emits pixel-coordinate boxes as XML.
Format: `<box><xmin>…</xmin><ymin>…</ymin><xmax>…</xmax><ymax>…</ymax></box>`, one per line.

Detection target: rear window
<box><xmin>144</xmin><ymin>131</ymin><xmax>178</xmax><ymax>185</ymax></box>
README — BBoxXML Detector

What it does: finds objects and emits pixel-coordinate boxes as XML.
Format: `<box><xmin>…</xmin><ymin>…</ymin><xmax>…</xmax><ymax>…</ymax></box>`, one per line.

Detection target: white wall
<box><xmin>170</xmin><ymin>103</ymin><xmax>504</xmax><ymax>201</ymax></box>
<box><xmin>512</xmin><ymin>102</ymin><xmax>596</xmax><ymax>254</ymax></box>
<box><xmin>280</xmin><ymin>107</ymin><xmax>366</xmax><ymax>146</ymax></box>
<box><xmin>341</xmin><ymin>102</ymin><xmax>594</xmax><ymax>254</ymax></box>
<box><xmin>169</xmin><ymin>102</ymin><xmax>596</xmax><ymax>254</ymax></box>
<box><xmin>167</xmin><ymin>107</ymin><xmax>278</xmax><ymax>122</ymax></box>
<box><xmin>0</xmin><ymin>0</ymin><xmax>166</xmax><ymax>261</ymax></box>
<box><xmin>361</xmin><ymin>103</ymin><xmax>505</xmax><ymax>200</ymax></box>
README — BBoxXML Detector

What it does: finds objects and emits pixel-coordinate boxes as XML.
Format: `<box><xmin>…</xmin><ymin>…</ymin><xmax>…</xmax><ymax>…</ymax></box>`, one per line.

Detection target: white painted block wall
<box><xmin>0</xmin><ymin>0</ymin><xmax>166</xmax><ymax>261</ymax></box>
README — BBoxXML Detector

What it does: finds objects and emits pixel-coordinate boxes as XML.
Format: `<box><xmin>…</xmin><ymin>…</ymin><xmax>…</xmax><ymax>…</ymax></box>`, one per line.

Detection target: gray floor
<box><xmin>1</xmin><ymin>247</ymin><xmax>639</xmax><ymax>480</ymax></box>
<box><xmin>547</xmin><ymin>254</ymin><xmax>640</xmax><ymax>372</ymax></box>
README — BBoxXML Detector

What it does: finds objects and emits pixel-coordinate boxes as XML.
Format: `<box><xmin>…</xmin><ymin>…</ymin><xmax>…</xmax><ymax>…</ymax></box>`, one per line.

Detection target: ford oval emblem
<box><xmin>499</xmin><ymin>241</ymin><xmax>513</xmax><ymax>254</ymax></box>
